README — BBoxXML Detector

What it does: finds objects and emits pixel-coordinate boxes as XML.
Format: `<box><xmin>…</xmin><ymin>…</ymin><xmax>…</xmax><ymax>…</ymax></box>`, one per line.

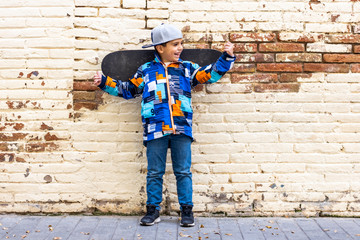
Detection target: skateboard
<box><xmin>101</xmin><ymin>49</ymin><xmax>222</xmax><ymax>81</ymax></box>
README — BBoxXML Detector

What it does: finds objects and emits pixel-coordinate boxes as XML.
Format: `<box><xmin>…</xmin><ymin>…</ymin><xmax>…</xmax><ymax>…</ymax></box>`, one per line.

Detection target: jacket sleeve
<box><xmin>190</xmin><ymin>52</ymin><xmax>236</xmax><ymax>88</ymax></box>
<box><xmin>97</xmin><ymin>66</ymin><xmax>144</xmax><ymax>99</ymax></box>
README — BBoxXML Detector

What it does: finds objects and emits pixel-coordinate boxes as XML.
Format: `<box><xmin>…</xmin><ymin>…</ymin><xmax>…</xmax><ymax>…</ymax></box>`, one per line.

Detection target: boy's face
<box><xmin>156</xmin><ymin>39</ymin><xmax>183</xmax><ymax>63</ymax></box>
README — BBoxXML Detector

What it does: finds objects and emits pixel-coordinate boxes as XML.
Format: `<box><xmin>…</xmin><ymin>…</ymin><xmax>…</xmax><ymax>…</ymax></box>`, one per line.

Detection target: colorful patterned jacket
<box><xmin>98</xmin><ymin>51</ymin><xmax>236</xmax><ymax>144</ymax></box>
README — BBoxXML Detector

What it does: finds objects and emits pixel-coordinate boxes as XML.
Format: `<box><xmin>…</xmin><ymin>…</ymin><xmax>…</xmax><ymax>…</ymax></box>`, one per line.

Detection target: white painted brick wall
<box><xmin>1</xmin><ymin>0</ymin><xmax>360</xmax><ymax>217</ymax></box>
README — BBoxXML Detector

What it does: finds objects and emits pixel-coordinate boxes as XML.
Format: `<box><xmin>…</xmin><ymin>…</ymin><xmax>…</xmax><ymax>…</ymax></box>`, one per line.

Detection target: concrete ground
<box><xmin>1</xmin><ymin>215</ymin><xmax>360</xmax><ymax>240</ymax></box>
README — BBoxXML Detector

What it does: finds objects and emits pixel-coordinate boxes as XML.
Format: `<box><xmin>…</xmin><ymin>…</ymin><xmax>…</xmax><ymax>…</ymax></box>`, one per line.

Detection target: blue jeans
<box><xmin>146</xmin><ymin>134</ymin><xmax>193</xmax><ymax>209</ymax></box>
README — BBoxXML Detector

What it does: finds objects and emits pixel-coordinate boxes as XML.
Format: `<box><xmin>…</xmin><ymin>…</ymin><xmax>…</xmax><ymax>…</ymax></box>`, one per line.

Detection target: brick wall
<box><xmin>1</xmin><ymin>0</ymin><xmax>360</xmax><ymax>216</ymax></box>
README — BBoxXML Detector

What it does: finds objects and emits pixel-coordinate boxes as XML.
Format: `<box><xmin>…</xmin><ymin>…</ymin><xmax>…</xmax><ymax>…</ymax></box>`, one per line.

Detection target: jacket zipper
<box><xmin>163</xmin><ymin>63</ymin><xmax>176</xmax><ymax>134</ymax></box>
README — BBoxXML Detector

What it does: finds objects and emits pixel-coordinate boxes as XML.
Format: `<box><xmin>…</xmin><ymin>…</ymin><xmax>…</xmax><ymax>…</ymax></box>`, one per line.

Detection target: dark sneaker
<box><xmin>140</xmin><ymin>205</ymin><xmax>160</xmax><ymax>226</ymax></box>
<box><xmin>180</xmin><ymin>205</ymin><xmax>195</xmax><ymax>227</ymax></box>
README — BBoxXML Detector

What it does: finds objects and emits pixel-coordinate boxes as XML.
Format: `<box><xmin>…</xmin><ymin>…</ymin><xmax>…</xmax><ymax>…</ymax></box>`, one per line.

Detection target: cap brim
<box><xmin>142</xmin><ymin>44</ymin><xmax>155</xmax><ymax>49</ymax></box>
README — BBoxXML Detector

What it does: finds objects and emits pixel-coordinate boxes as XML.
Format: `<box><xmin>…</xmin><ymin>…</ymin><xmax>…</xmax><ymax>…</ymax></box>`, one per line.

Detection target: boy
<box><xmin>94</xmin><ymin>23</ymin><xmax>235</xmax><ymax>227</ymax></box>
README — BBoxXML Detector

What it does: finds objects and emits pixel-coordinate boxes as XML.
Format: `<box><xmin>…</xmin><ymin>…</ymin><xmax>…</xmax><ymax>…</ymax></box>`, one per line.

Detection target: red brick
<box><xmin>234</xmin><ymin>43</ymin><xmax>257</xmax><ymax>52</ymax></box>
<box><xmin>0</xmin><ymin>133</ymin><xmax>28</xmax><ymax>141</ymax></box>
<box><xmin>193</xmin><ymin>85</ymin><xmax>204</xmax><ymax>92</ymax></box>
<box><xmin>324</xmin><ymin>54</ymin><xmax>360</xmax><ymax>63</ymax></box>
<box><xmin>74</xmin><ymin>81</ymin><xmax>98</xmax><ymax>91</ymax></box>
<box><xmin>16</xmin><ymin>157</ymin><xmax>26</xmax><ymax>163</ymax></box>
<box><xmin>257</xmin><ymin>63</ymin><xmax>302</xmax><ymax>72</ymax></box>
<box><xmin>259</xmin><ymin>43</ymin><xmax>305</xmax><ymax>52</ymax></box>
<box><xmin>230</xmin><ymin>33</ymin><xmax>276</xmax><ymax>42</ymax></box>
<box><xmin>304</xmin><ymin>63</ymin><xmax>350</xmax><ymax>73</ymax></box>
<box><xmin>0</xmin><ymin>143</ymin><xmax>23</xmax><ymax>152</ymax></box>
<box><xmin>0</xmin><ymin>153</ymin><xmax>15</xmax><ymax>162</ymax></box>
<box><xmin>0</xmin><ymin>123</ymin><xmax>25</xmax><ymax>131</ymax></box>
<box><xmin>279</xmin><ymin>73</ymin><xmax>312</xmax><ymax>83</ymax></box>
<box><xmin>73</xmin><ymin>91</ymin><xmax>96</xmax><ymax>101</ymax></box>
<box><xmin>276</xmin><ymin>53</ymin><xmax>322</xmax><ymax>63</ymax></box>
<box><xmin>44</xmin><ymin>132</ymin><xmax>62</xmax><ymax>141</ymax></box>
<box><xmin>235</xmin><ymin>53</ymin><xmax>274</xmax><ymax>63</ymax></box>
<box><xmin>354</xmin><ymin>45</ymin><xmax>360</xmax><ymax>53</ymax></box>
<box><xmin>26</xmin><ymin>142</ymin><xmax>58</xmax><ymax>152</ymax></box>
<box><xmin>278</xmin><ymin>33</ymin><xmax>324</xmax><ymax>43</ymax></box>
<box><xmin>230</xmin><ymin>64</ymin><xmax>256</xmax><ymax>73</ymax></box>
<box><xmin>326</xmin><ymin>34</ymin><xmax>360</xmax><ymax>43</ymax></box>
<box><xmin>351</xmin><ymin>64</ymin><xmax>360</xmax><ymax>73</ymax></box>
<box><xmin>254</xmin><ymin>83</ymin><xmax>300</xmax><ymax>93</ymax></box>
<box><xmin>0</xmin><ymin>143</ymin><xmax>8</xmax><ymax>151</ymax></box>
<box><xmin>231</xmin><ymin>74</ymin><xmax>277</xmax><ymax>83</ymax></box>
<box><xmin>40</xmin><ymin>123</ymin><xmax>54</xmax><ymax>130</ymax></box>
<box><xmin>74</xmin><ymin>102</ymin><xmax>98</xmax><ymax>111</ymax></box>
<box><xmin>5</xmin><ymin>100</ymin><xmax>40</xmax><ymax>110</ymax></box>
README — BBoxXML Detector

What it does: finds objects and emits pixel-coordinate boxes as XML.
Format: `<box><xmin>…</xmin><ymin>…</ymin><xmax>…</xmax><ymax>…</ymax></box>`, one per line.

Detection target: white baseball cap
<box><xmin>142</xmin><ymin>23</ymin><xmax>183</xmax><ymax>48</ymax></box>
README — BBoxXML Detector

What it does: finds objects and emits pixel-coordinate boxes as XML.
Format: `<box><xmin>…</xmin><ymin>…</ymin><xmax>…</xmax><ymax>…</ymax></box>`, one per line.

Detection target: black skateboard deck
<box><xmin>101</xmin><ymin>49</ymin><xmax>222</xmax><ymax>81</ymax></box>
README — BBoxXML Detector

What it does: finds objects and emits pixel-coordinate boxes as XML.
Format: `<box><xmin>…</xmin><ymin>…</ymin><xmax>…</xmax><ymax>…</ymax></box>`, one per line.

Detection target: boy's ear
<box><xmin>155</xmin><ymin>45</ymin><xmax>164</xmax><ymax>53</ymax></box>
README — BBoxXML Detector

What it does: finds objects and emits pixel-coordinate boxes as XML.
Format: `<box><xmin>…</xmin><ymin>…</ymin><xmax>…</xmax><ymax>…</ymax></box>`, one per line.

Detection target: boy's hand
<box><xmin>93</xmin><ymin>71</ymin><xmax>102</xmax><ymax>86</ymax></box>
<box><xmin>224</xmin><ymin>42</ymin><xmax>234</xmax><ymax>57</ymax></box>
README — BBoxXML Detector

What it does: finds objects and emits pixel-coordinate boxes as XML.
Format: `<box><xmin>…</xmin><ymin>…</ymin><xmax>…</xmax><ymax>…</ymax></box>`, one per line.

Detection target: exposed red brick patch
<box><xmin>18</xmin><ymin>72</ymin><xmax>24</xmax><ymax>78</ymax></box>
<box><xmin>73</xmin><ymin>91</ymin><xmax>96</xmax><ymax>101</ymax></box>
<box><xmin>0</xmin><ymin>153</ymin><xmax>15</xmax><ymax>162</ymax></box>
<box><xmin>259</xmin><ymin>43</ymin><xmax>305</xmax><ymax>52</ymax></box>
<box><xmin>0</xmin><ymin>123</ymin><xmax>24</xmax><ymax>131</ymax></box>
<box><xmin>16</xmin><ymin>157</ymin><xmax>26</xmax><ymax>163</ymax></box>
<box><xmin>278</xmin><ymin>33</ymin><xmax>324</xmax><ymax>43</ymax></box>
<box><xmin>193</xmin><ymin>85</ymin><xmax>204</xmax><ymax>92</ymax></box>
<box><xmin>40</xmin><ymin>123</ymin><xmax>54</xmax><ymax>131</ymax></box>
<box><xmin>73</xmin><ymin>81</ymin><xmax>99</xmax><ymax>91</ymax></box>
<box><xmin>26</xmin><ymin>143</ymin><xmax>58</xmax><ymax>152</ymax></box>
<box><xmin>331</xmin><ymin>14</ymin><xmax>340</xmax><ymax>22</ymax></box>
<box><xmin>230</xmin><ymin>33</ymin><xmax>276</xmax><ymax>42</ymax></box>
<box><xmin>279</xmin><ymin>73</ymin><xmax>312</xmax><ymax>83</ymax></box>
<box><xmin>13</xmin><ymin>123</ymin><xmax>25</xmax><ymax>131</ymax></box>
<box><xmin>354</xmin><ymin>45</ymin><xmax>360</xmax><ymax>53</ymax></box>
<box><xmin>326</xmin><ymin>34</ymin><xmax>360</xmax><ymax>43</ymax></box>
<box><xmin>304</xmin><ymin>63</ymin><xmax>350</xmax><ymax>73</ymax></box>
<box><xmin>6</xmin><ymin>101</ymin><xmax>40</xmax><ymax>110</ymax></box>
<box><xmin>231</xmin><ymin>74</ymin><xmax>277</xmax><ymax>83</ymax></box>
<box><xmin>324</xmin><ymin>54</ymin><xmax>360</xmax><ymax>63</ymax></box>
<box><xmin>74</xmin><ymin>102</ymin><xmax>98</xmax><ymax>111</ymax></box>
<box><xmin>0</xmin><ymin>133</ymin><xmax>28</xmax><ymax>141</ymax></box>
<box><xmin>44</xmin><ymin>132</ymin><xmax>61</xmax><ymax>141</ymax></box>
<box><xmin>257</xmin><ymin>63</ymin><xmax>302</xmax><ymax>72</ymax></box>
<box><xmin>6</xmin><ymin>101</ymin><xmax>25</xmax><ymax>109</ymax></box>
<box><xmin>351</xmin><ymin>64</ymin><xmax>360</xmax><ymax>73</ymax></box>
<box><xmin>254</xmin><ymin>83</ymin><xmax>300</xmax><ymax>93</ymax></box>
<box><xmin>0</xmin><ymin>143</ymin><xmax>8</xmax><ymax>151</ymax></box>
<box><xmin>276</xmin><ymin>53</ymin><xmax>322</xmax><ymax>63</ymax></box>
